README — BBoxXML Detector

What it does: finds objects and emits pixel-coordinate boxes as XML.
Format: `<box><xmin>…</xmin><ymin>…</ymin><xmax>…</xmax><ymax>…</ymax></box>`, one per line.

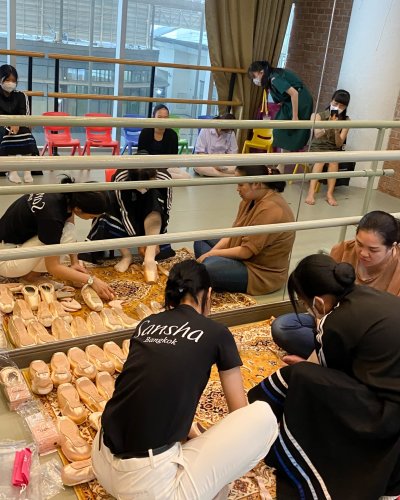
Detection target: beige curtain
<box><xmin>205</xmin><ymin>0</ymin><xmax>293</xmax><ymax>146</ymax></box>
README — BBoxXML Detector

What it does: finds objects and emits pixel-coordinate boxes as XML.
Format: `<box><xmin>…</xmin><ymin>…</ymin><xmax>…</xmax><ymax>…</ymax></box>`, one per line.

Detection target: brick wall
<box><xmin>378</xmin><ymin>90</ymin><xmax>400</xmax><ymax>197</ymax></box>
<box><xmin>286</xmin><ymin>0</ymin><xmax>353</xmax><ymax>108</ymax></box>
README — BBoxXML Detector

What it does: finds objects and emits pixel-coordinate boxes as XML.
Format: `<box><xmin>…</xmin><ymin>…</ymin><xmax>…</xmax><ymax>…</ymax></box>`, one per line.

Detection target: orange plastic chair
<box><xmin>82</xmin><ymin>113</ymin><xmax>119</xmax><ymax>155</ymax></box>
<box><xmin>105</xmin><ymin>169</ymin><xmax>117</xmax><ymax>182</ymax></box>
<box><xmin>40</xmin><ymin>112</ymin><xmax>81</xmax><ymax>156</ymax></box>
<box><xmin>242</xmin><ymin>128</ymin><xmax>273</xmax><ymax>154</ymax></box>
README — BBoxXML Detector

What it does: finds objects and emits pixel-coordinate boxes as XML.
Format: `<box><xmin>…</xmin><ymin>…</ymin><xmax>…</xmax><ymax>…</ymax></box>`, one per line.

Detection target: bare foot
<box><xmin>114</xmin><ymin>256</ymin><xmax>132</xmax><ymax>273</ymax></box>
<box><xmin>326</xmin><ymin>196</ymin><xmax>338</xmax><ymax>206</ymax></box>
<box><xmin>305</xmin><ymin>195</ymin><xmax>315</xmax><ymax>205</ymax></box>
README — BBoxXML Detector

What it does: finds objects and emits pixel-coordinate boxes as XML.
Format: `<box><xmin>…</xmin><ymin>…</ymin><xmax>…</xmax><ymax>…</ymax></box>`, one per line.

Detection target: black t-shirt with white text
<box><xmin>102</xmin><ymin>304</ymin><xmax>242</xmax><ymax>454</ymax></box>
<box><xmin>0</xmin><ymin>193</ymin><xmax>71</xmax><ymax>245</ymax></box>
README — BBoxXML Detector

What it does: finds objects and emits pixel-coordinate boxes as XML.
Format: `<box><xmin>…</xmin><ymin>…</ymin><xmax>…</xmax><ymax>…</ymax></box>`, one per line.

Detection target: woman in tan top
<box><xmin>272</xmin><ymin>210</ymin><xmax>400</xmax><ymax>359</ymax></box>
<box><xmin>194</xmin><ymin>165</ymin><xmax>295</xmax><ymax>295</ymax></box>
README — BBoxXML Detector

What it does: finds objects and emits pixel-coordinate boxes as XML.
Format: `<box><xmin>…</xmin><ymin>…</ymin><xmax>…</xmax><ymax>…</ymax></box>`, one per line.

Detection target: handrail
<box><xmin>24</xmin><ymin>91</ymin><xmax>45</xmax><ymax>97</ymax></box>
<box><xmin>0</xmin><ymin>151</ymin><xmax>398</xmax><ymax>172</ymax></box>
<box><xmin>0</xmin><ymin>170</ymin><xmax>393</xmax><ymax>196</ymax></box>
<box><xmin>47</xmin><ymin>92</ymin><xmax>241</xmax><ymax>107</ymax></box>
<box><xmin>1</xmin><ymin>213</ymin><xmax>400</xmax><ymax>262</ymax></box>
<box><xmin>0</xmin><ymin>116</ymin><xmax>398</xmax><ymax>130</ymax></box>
<box><xmin>0</xmin><ymin>49</ymin><xmax>45</xmax><ymax>58</ymax></box>
<box><xmin>47</xmin><ymin>53</ymin><xmax>247</xmax><ymax>74</ymax></box>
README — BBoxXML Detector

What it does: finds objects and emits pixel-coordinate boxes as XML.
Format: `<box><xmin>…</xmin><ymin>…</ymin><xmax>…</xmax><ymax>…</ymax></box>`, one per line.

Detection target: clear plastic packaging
<box><xmin>40</xmin><ymin>457</ymin><xmax>65</xmax><ymax>499</ymax></box>
<box><xmin>17</xmin><ymin>401</ymin><xmax>60</xmax><ymax>456</ymax></box>
<box><xmin>0</xmin><ymin>354</ymin><xmax>32</xmax><ymax>411</ymax></box>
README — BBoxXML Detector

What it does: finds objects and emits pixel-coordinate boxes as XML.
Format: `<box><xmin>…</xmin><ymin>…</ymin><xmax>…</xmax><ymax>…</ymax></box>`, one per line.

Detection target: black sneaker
<box><xmin>155</xmin><ymin>245</ymin><xmax>176</xmax><ymax>261</ymax></box>
<box><xmin>78</xmin><ymin>251</ymin><xmax>105</xmax><ymax>264</ymax></box>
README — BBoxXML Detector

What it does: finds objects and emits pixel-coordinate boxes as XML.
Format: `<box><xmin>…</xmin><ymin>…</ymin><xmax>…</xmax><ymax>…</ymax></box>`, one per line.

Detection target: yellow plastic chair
<box><xmin>242</xmin><ymin>128</ymin><xmax>273</xmax><ymax>154</ymax></box>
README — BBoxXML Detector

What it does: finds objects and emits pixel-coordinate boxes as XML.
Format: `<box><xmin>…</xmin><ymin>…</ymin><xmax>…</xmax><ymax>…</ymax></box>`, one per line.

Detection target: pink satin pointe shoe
<box><xmin>8</xmin><ymin>316</ymin><xmax>36</xmax><ymax>347</ymax></box>
<box><xmin>86</xmin><ymin>311</ymin><xmax>107</xmax><ymax>334</ymax></box>
<box><xmin>0</xmin><ymin>285</ymin><xmax>15</xmax><ymax>314</ymax></box>
<box><xmin>111</xmin><ymin>307</ymin><xmax>139</xmax><ymax>329</ymax></box>
<box><xmin>60</xmin><ymin>298</ymin><xmax>82</xmax><ymax>312</ymax></box>
<box><xmin>95</xmin><ymin>371</ymin><xmax>115</xmax><ymax>400</ymax></box>
<box><xmin>75</xmin><ymin>376</ymin><xmax>107</xmax><ymax>412</ymax></box>
<box><xmin>29</xmin><ymin>359</ymin><xmax>53</xmax><ymax>395</ymax></box>
<box><xmin>135</xmin><ymin>302</ymin><xmax>153</xmax><ymax>320</ymax></box>
<box><xmin>49</xmin><ymin>301</ymin><xmax>73</xmax><ymax>324</ymax></box>
<box><xmin>61</xmin><ymin>458</ymin><xmax>95</xmax><ymax>486</ymax></box>
<box><xmin>67</xmin><ymin>347</ymin><xmax>97</xmax><ymax>380</ymax></box>
<box><xmin>51</xmin><ymin>317</ymin><xmax>74</xmax><ymax>340</ymax></box>
<box><xmin>37</xmin><ymin>301</ymin><xmax>54</xmax><ymax>328</ymax></box>
<box><xmin>55</xmin><ymin>286</ymin><xmax>76</xmax><ymax>299</ymax></box>
<box><xmin>103</xmin><ymin>341</ymin><xmax>127</xmax><ymax>372</ymax></box>
<box><xmin>85</xmin><ymin>344</ymin><xmax>115</xmax><ymax>374</ymax></box>
<box><xmin>27</xmin><ymin>320</ymin><xmax>56</xmax><ymax>344</ymax></box>
<box><xmin>57</xmin><ymin>416</ymin><xmax>92</xmax><ymax>462</ymax></box>
<box><xmin>50</xmin><ymin>352</ymin><xmax>72</xmax><ymax>386</ymax></box>
<box><xmin>21</xmin><ymin>284</ymin><xmax>40</xmax><ymax>311</ymax></box>
<box><xmin>13</xmin><ymin>299</ymin><xmax>35</xmax><ymax>325</ymax></box>
<box><xmin>38</xmin><ymin>283</ymin><xmax>56</xmax><ymax>304</ymax></box>
<box><xmin>100</xmin><ymin>308</ymin><xmax>123</xmax><ymax>331</ymax></box>
<box><xmin>143</xmin><ymin>260</ymin><xmax>158</xmax><ymax>284</ymax></box>
<box><xmin>81</xmin><ymin>285</ymin><xmax>103</xmax><ymax>312</ymax></box>
<box><xmin>122</xmin><ymin>338</ymin><xmax>130</xmax><ymax>357</ymax></box>
<box><xmin>150</xmin><ymin>300</ymin><xmax>164</xmax><ymax>314</ymax></box>
<box><xmin>70</xmin><ymin>316</ymin><xmax>91</xmax><ymax>337</ymax></box>
<box><xmin>57</xmin><ymin>383</ymin><xmax>88</xmax><ymax>425</ymax></box>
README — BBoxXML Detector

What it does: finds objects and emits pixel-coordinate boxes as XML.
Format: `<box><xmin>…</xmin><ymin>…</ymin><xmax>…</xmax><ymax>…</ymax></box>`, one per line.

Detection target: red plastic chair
<box><xmin>82</xmin><ymin>113</ymin><xmax>119</xmax><ymax>155</ymax></box>
<box><xmin>40</xmin><ymin>112</ymin><xmax>81</xmax><ymax>156</ymax></box>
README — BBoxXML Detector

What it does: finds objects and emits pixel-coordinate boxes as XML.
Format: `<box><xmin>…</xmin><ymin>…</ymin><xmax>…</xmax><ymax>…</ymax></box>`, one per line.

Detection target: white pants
<box><xmin>92</xmin><ymin>400</ymin><xmax>278</xmax><ymax>500</ymax></box>
<box><xmin>0</xmin><ymin>222</ymin><xmax>77</xmax><ymax>278</ymax></box>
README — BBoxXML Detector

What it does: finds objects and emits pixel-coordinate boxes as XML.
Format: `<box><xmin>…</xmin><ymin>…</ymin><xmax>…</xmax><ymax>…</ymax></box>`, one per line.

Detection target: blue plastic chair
<box><xmin>121</xmin><ymin>114</ymin><xmax>144</xmax><ymax>155</ymax></box>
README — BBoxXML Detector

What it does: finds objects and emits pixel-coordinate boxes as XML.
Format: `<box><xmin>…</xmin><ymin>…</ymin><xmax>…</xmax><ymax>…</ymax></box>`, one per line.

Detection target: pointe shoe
<box><xmin>5</xmin><ymin>283</ymin><xmax>23</xmax><ymax>293</ymax></box>
<box><xmin>13</xmin><ymin>299</ymin><xmax>35</xmax><ymax>325</ymax></box>
<box><xmin>51</xmin><ymin>317</ymin><xmax>74</xmax><ymax>340</ymax></box>
<box><xmin>50</xmin><ymin>352</ymin><xmax>72</xmax><ymax>386</ymax></box>
<box><xmin>60</xmin><ymin>298</ymin><xmax>82</xmax><ymax>312</ymax></box>
<box><xmin>67</xmin><ymin>347</ymin><xmax>97</xmax><ymax>380</ymax></box>
<box><xmin>85</xmin><ymin>345</ymin><xmax>115</xmax><ymax>375</ymax></box>
<box><xmin>38</xmin><ymin>283</ymin><xmax>56</xmax><ymax>304</ymax></box>
<box><xmin>57</xmin><ymin>416</ymin><xmax>91</xmax><ymax>462</ymax></box>
<box><xmin>157</xmin><ymin>264</ymin><xmax>170</xmax><ymax>277</ymax></box>
<box><xmin>135</xmin><ymin>303</ymin><xmax>153</xmax><ymax>320</ymax></box>
<box><xmin>55</xmin><ymin>286</ymin><xmax>75</xmax><ymax>299</ymax></box>
<box><xmin>96</xmin><ymin>371</ymin><xmax>115</xmax><ymax>400</ymax></box>
<box><xmin>100</xmin><ymin>308</ymin><xmax>123</xmax><ymax>331</ymax></box>
<box><xmin>29</xmin><ymin>360</ymin><xmax>53</xmax><ymax>395</ymax></box>
<box><xmin>86</xmin><ymin>311</ymin><xmax>107</xmax><ymax>334</ymax></box>
<box><xmin>57</xmin><ymin>383</ymin><xmax>88</xmax><ymax>425</ymax></box>
<box><xmin>143</xmin><ymin>261</ymin><xmax>158</xmax><ymax>284</ymax></box>
<box><xmin>150</xmin><ymin>300</ymin><xmax>164</xmax><ymax>314</ymax></box>
<box><xmin>27</xmin><ymin>320</ymin><xmax>56</xmax><ymax>344</ymax></box>
<box><xmin>75</xmin><ymin>376</ymin><xmax>107</xmax><ymax>412</ymax></box>
<box><xmin>0</xmin><ymin>366</ymin><xmax>24</xmax><ymax>386</ymax></box>
<box><xmin>0</xmin><ymin>285</ymin><xmax>15</xmax><ymax>314</ymax></box>
<box><xmin>21</xmin><ymin>285</ymin><xmax>40</xmax><ymax>311</ymax></box>
<box><xmin>8</xmin><ymin>316</ymin><xmax>36</xmax><ymax>347</ymax></box>
<box><xmin>61</xmin><ymin>458</ymin><xmax>95</xmax><ymax>487</ymax></box>
<box><xmin>49</xmin><ymin>301</ymin><xmax>73</xmax><ymax>324</ymax></box>
<box><xmin>88</xmin><ymin>412</ymin><xmax>102</xmax><ymax>432</ymax></box>
<box><xmin>23</xmin><ymin>171</ymin><xmax>33</xmax><ymax>183</ymax></box>
<box><xmin>70</xmin><ymin>317</ymin><xmax>91</xmax><ymax>337</ymax></box>
<box><xmin>122</xmin><ymin>338</ymin><xmax>130</xmax><ymax>357</ymax></box>
<box><xmin>111</xmin><ymin>308</ymin><xmax>139</xmax><ymax>329</ymax></box>
<box><xmin>37</xmin><ymin>301</ymin><xmax>54</xmax><ymax>328</ymax></box>
<box><xmin>81</xmin><ymin>285</ymin><xmax>103</xmax><ymax>312</ymax></box>
<box><xmin>103</xmin><ymin>341</ymin><xmax>126</xmax><ymax>373</ymax></box>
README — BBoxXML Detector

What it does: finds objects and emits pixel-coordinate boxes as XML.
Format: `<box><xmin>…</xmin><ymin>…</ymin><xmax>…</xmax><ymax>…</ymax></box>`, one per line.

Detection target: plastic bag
<box><xmin>40</xmin><ymin>458</ymin><xmax>64</xmax><ymax>500</ymax></box>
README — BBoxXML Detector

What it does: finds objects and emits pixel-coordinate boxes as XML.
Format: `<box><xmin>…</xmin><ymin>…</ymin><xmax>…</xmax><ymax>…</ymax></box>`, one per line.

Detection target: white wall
<box><xmin>337</xmin><ymin>0</ymin><xmax>400</xmax><ymax>187</ymax></box>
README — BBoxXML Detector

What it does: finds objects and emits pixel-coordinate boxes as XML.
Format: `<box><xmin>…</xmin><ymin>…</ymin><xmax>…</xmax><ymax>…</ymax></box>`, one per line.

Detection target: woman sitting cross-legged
<box><xmin>194</xmin><ymin>165</ymin><xmax>295</xmax><ymax>295</ymax></box>
<box><xmin>271</xmin><ymin>210</ymin><xmax>400</xmax><ymax>360</ymax></box>
<box><xmin>92</xmin><ymin>260</ymin><xmax>278</xmax><ymax>500</ymax></box>
<box><xmin>248</xmin><ymin>254</ymin><xmax>400</xmax><ymax>500</ymax></box>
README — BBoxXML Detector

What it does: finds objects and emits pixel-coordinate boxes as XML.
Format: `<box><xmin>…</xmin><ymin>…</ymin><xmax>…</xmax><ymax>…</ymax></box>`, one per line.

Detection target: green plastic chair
<box><xmin>169</xmin><ymin>114</ymin><xmax>190</xmax><ymax>154</ymax></box>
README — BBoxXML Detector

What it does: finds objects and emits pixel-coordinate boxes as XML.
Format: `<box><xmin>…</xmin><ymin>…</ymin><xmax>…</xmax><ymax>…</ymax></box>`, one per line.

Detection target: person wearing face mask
<box><xmin>82</xmin><ymin>151</ymin><xmax>173</xmax><ymax>281</ymax></box>
<box><xmin>305</xmin><ymin>89</ymin><xmax>351</xmax><ymax>206</ymax></box>
<box><xmin>194</xmin><ymin>165</ymin><xmax>295</xmax><ymax>295</ymax></box>
<box><xmin>248</xmin><ymin>61</ymin><xmax>313</xmax><ymax>153</ymax></box>
<box><xmin>271</xmin><ymin>210</ymin><xmax>400</xmax><ymax>362</ymax></box>
<box><xmin>0</xmin><ymin>64</ymin><xmax>38</xmax><ymax>184</ymax></box>
<box><xmin>248</xmin><ymin>253</ymin><xmax>400</xmax><ymax>500</ymax></box>
<box><xmin>193</xmin><ymin>113</ymin><xmax>239</xmax><ymax>177</ymax></box>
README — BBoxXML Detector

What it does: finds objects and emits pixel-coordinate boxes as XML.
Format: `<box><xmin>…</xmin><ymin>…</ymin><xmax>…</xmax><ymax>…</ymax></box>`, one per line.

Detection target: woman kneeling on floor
<box><xmin>249</xmin><ymin>254</ymin><xmax>400</xmax><ymax>500</ymax></box>
<box><xmin>194</xmin><ymin>165</ymin><xmax>295</xmax><ymax>295</ymax></box>
<box><xmin>92</xmin><ymin>260</ymin><xmax>278</xmax><ymax>500</ymax></box>
<box><xmin>0</xmin><ymin>176</ymin><xmax>114</xmax><ymax>299</ymax></box>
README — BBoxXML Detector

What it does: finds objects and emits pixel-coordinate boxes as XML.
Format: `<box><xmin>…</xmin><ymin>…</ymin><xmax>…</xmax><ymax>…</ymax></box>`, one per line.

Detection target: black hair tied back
<box><xmin>333</xmin><ymin>262</ymin><xmax>356</xmax><ymax>287</ymax></box>
<box><xmin>60</xmin><ymin>175</ymin><xmax>108</xmax><ymax>215</ymax></box>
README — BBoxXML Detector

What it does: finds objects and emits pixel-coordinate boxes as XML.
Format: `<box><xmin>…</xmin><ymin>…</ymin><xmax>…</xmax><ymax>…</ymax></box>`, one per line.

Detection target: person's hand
<box><xmin>70</xmin><ymin>262</ymin><xmax>89</xmax><ymax>274</ymax></box>
<box><xmin>197</xmin><ymin>251</ymin><xmax>214</xmax><ymax>264</ymax></box>
<box><xmin>92</xmin><ymin>277</ymin><xmax>115</xmax><ymax>300</ymax></box>
<box><xmin>329</xmin><ymin>114</ymin><xmax>338</xmax><ymax>121</ymax></box>
<box><xmin>9</xmin><ymin>126</ymin><xmax>19</xmax><ymax>135</ymax></box>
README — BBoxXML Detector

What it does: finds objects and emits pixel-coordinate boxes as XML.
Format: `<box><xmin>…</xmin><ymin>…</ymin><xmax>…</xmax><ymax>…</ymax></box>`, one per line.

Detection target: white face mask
<box><xmin>330</xmin><ymin>105</ymin><xmax>339</xmax><ymax>112</ymax></box>
<box><xmin>252</xmin><ymin>78</ymin><xmax>262</xmax><ymax>87</ymax></box>
<box><xmin>136</xmin><ymin>188</ymin><xmax>148</xmax><ymax>195</ymax></box>
<box><xmin>1</xmin><ymin>81</ymin><xmax>17</xmax><ymax>93</ymax></box>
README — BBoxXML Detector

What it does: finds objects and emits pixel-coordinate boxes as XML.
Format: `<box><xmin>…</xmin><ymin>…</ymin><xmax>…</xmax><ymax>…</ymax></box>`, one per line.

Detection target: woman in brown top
<box><xmin>194</xmin><ymin>165</ymin><xmax>295</xmax><ymax>295</ymax></box>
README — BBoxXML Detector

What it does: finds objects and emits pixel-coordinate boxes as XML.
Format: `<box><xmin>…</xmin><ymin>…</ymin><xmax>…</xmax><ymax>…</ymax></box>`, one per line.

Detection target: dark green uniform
<box><xmin>268</xmin><ymin>69</ymin><xmax>313</xmax><ymax>151</ymax></box>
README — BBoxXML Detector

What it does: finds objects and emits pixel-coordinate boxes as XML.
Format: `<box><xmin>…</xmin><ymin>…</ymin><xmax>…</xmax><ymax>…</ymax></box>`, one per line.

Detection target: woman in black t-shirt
<box><xmin>0</xmin><ymin>177</ymin><xmax>114</xmax><ymax>299</ymax></box>
<box><xmin>92</xmin><ymin>260</ymin><xmax>278</xmax><ymax>500</ymax></box>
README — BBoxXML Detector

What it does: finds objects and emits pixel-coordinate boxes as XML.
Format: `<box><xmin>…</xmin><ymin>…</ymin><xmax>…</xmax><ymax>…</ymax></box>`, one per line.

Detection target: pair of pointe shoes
<box><xmin>60</xmin><ymin>297</ymin><xmax>82</xmax><ymax>313</ymax></box>
<box><xmin>57</xmin><ymin>383</ymin><xmax>88</xmax><ymax>425</ymax></box>
<box><xmin>86</xmin><ymin>344</ymin><xmax>115</xmax><ymax>374</ymax></box>
<box><xmin>57</xmin><ymin>416</ymin><xmax>91</xmax><ymax>462</ymax></box>
<box><xmin>103</xmin><ymin>341</ymin><xmax>127</xmax><ymax>372</ymax></box>
<box><xmin>67</xmin><ymin>347</ymin><xmax>97</xmax><ymax>380</ymax></box>
<box><xmin>81</xmin><ymin>285</ymin><xmax>103</xmax><ymax>311</ymax></box>
<box><xmin>51</xmin><ymin>352</ymin><xmax>72</xmax><ymax>386</ymax></box>
<box><xmin>8</xmin><ymin>317</ymin><xmax>55</xmax><ymax>347</ymax></box>
<box><xmin>51</xmin><ymin>316</ymin><xmax>89</xmax><ymax>340</ymax></box>
<box><xmin>75</xmin><ymin>376</ymin><xmax>107</xmax><ymax>412</ymax></box>
<box><xmin>29</xmin><ymin>359</ymin><xmax>53</xmax><ymax>395</ymax></box>
<box><xmin>61</xmin><ymin>458</ymin><xmax>95</xmax><ymax>486</ymax></box>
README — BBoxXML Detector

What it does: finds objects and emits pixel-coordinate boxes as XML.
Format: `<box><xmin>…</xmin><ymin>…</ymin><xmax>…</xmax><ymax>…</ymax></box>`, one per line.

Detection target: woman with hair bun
<box><xmin>92</xmin><ymin>259</ymin><xmax>278</xmax><ymax>500</ymax></box>
<box><xmin>195</xmin><ymin>164</ymin><xmax>295</xmax><ymax>295</ymax></box>
<box><xmin>248</xmin><ymin>253</ymin><xmax>400</xmax><ymax>500</ymax></box>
